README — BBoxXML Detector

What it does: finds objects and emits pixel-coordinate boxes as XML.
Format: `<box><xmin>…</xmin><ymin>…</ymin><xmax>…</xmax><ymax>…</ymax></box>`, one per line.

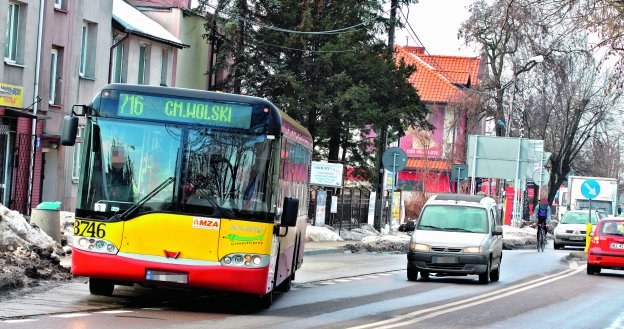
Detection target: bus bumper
<box><xmin>71</xmin><ymin>248</ymin><xmax>271</xmax><ymax>295</ymax></box>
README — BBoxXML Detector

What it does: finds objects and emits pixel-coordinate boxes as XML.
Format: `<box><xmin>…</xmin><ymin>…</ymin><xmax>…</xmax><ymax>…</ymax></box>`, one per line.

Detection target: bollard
<box><xmin>30</xmin><ymin>209</ymin><xmax>62</xmax><ymax>243</ymax></box>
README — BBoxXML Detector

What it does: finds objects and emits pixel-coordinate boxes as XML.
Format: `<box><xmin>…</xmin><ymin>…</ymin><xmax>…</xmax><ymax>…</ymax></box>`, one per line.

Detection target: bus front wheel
<box><xmin>89</xmin><ymin>278</ymin><xmax>115</xmax><ymax>296</ymax></box>
<box><xmin>258</xmin><ymin>290</ymin><xmax>273</xmax><ymax>309</ymax></box>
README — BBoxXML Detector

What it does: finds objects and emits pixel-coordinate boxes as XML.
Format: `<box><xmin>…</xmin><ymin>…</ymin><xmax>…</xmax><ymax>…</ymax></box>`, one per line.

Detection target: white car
<box><xmin>553</xmin><ymin>210</ymin><xmax>600</xmax><ymax>249</ymax></box>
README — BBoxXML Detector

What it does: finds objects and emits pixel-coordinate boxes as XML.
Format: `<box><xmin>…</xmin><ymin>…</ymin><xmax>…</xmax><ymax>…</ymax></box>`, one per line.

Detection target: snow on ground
<box><xmin>307</xmin><ymin>223</ymin><xmax>546</xmax><ymax>253</ymax></box>
<box><xmin>0</xmin><ymin>204</ymin><xmax>72</xmax><ymax>297</ymax></box>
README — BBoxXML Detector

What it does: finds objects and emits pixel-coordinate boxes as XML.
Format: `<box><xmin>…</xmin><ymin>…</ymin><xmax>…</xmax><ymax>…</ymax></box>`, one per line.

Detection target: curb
<box><xmin>304</xmin><ymin>248</ymin><xmax>350</xmax><ymax>256</ymax></box>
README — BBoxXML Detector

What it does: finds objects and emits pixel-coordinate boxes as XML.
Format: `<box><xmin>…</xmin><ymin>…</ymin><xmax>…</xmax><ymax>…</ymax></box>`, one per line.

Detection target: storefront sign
<box><xmin>0</xmin><ymin>83</ymin><xmax>23</xmax><ymax>108</ymax></box>
<box><xmin>310</xmin><ymin>161</ymin><xmax>344</xmax><ymax>188</ymax></box>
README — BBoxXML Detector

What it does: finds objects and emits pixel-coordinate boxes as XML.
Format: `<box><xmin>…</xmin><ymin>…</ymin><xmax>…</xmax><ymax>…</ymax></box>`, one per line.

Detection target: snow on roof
<box><xmin>113</xmin><ymin>0</ymin><xmax>188</xmax><ymax>49</ymax></box>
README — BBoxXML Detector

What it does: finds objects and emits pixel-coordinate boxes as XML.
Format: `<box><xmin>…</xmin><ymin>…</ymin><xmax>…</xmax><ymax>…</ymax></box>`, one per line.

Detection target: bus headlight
<box><xmin>221</xmin><ymin>254</ymin><xmax>269</xmax><ymax>268</ymax></box>
<box><xmin>73</xmin><ymin>236</ymin><xmax>118</xmax><ymax>255</ymax></box>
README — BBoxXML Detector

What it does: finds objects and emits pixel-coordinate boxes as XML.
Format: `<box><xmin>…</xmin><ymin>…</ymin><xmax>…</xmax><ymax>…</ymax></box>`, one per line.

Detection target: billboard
<box><xmin>310</xmin><ymin>161</ymin><xmax>344</xmax><ymax>188</ymax></box>
<box><xmin>400</xmin><ymin>107</ymin><xmax>445</xmax><ymax>158</ymax></box>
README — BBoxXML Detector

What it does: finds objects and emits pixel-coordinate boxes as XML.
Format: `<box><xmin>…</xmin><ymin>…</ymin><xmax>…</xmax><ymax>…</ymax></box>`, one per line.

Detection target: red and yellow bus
<box><xmin>62</xmin><ymin>84</ymin><xmax>312</xmax><ymax>308</ymax></box>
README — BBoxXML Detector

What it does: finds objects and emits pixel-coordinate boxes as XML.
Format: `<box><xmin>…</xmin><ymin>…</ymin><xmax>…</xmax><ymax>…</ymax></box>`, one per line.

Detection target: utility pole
<box><xmin>374</xmin><ymin>0</ymin><xmax>399</xmax><ymax>231</ymax></box>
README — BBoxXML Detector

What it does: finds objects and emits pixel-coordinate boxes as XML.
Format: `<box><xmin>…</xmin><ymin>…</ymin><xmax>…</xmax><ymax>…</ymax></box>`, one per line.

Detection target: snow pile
<box><xmin>339</xmin><ymin>224</ymin><xmax>380</xmax><ymax>240</ymax></box>
<box><xmin>345</xmin><ymin>233</ymin><xmax>411</xmax><ymax>253</ymax></box>
<box><xmin>0</xmin><ymin>204</ymin><xmax>72</xmax><ymax>295</ymax></box>
<box><xmin>502</xmin><ymin>225</ymin><xmax>538</xmax><ymax>249</ymax></box>
<box><xmin>306</xmin><ymin>225</ymin><xmax>343</xmax><ymax>242</ymax></box>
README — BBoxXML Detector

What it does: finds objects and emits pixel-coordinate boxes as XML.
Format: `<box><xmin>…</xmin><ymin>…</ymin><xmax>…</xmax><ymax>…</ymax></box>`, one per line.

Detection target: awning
<box><xmin>0</xmin><ymin>107</ymin><xmax>37</xmax><ymax>119</ymax></box>
<box><xmin>405</xmin><ymin>158</ymin><xmax>452</xmax><ymax>171</ymax></box>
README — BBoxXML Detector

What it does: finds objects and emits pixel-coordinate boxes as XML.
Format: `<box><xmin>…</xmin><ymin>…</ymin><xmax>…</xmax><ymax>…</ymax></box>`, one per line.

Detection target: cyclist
<box><xmin>532</xmin><ymin>198</ymin><xmax>551</xmax><ymax>245</ymax></box>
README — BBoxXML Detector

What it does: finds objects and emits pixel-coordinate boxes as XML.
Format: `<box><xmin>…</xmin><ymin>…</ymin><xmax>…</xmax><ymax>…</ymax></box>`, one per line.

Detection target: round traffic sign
<box><xmin>382</xmin><ymin>147</ymin><xmax>408</xmax><ymax>172</ymax></box>
<box><xmin>581</xmin><ymin>179</ymin><xmax>601</xmax><ymax>199</ymax></box>
<box><xmin>532</xmin><ymin>168</ymin><xmax>550</xmax><ymax>186</ymax></box>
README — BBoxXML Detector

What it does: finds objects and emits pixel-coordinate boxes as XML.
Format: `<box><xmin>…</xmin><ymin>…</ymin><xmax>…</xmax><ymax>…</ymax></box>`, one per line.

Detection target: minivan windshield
<box><xmin>418</xmin><ymin>205</ymin><xmax>489</xmax><ymax>233</ymax></box>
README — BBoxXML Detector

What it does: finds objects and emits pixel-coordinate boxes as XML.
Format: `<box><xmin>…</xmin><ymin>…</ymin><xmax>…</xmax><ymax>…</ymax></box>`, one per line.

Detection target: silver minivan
<box><xmin>407</xmin><ymin>194</ymin><xmax>503</xmax><ymax>284</ymax></box>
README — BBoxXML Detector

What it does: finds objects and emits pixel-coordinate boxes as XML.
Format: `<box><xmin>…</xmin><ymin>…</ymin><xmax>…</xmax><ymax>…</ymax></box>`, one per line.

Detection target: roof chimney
<box><xmin>403</xmin><ymin>46</ymin><xmax>425</xmax><ymax>55</ymax></box>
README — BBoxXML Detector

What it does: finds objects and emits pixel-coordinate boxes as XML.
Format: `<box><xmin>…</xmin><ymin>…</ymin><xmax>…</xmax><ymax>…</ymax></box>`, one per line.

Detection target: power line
<box><xmin>202</xmin><ymin>1</ymin><xmax>392</xmax><ymax>35</ymax></box>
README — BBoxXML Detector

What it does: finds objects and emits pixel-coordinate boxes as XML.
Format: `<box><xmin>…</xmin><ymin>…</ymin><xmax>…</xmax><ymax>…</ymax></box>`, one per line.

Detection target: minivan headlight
<box><xmin>463</xmin><ymin>246</ymin><xmax>485</xmax><ymax>254</ymax></box>
<box><xmin>410</xmin><ymin>243</ymin><xmax>430</xmax><ymax>252</ymax></box>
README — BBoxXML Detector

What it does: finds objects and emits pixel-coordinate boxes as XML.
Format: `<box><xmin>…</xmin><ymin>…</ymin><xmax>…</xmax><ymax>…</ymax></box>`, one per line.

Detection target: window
<box><xmin>72</xmin><ymin>126</ymin><xmax>85</xmax><ymax>180</ymax></box>
<box><xmin>49</xmin><ymin>49</ymin><xmax>58</xmax><ymax>104</ymax></box>
<box><xmin>112</xmin><ymin>39</ymin><xmax>124</xmax><ymax>83</ymax></box>
<box><xmin>138</xmin><ymin>44</ymin><xmax>147</xmax><ymax>84</ymax></box>
<box><xmin>160</xmin><ymin>49</ymin><xmax>168</xmax><ymax>86</ymax></box>
<box><xmin>5</xmin><ymin>2</ymin><xmax>20</xmax><ymax>62</ymax></box>
<box><xmin>79</xmin><ymin>24</ymin><xmax>87</xmax><ymax>76</ymax></box>
<box><xmin>54</xmin><ymin>0</ymin><xmax>62</xmax><ymax>9</ymax></box>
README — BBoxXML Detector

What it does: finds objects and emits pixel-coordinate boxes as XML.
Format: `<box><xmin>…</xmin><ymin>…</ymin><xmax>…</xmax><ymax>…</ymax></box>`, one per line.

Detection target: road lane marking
<box><xmin>606</xmin><ymin>310</ymin><xmax>624</xmax><ymax>329</ymax></box>
<box><xmin>2</xmin><ymin>319</ymin><xmax>37</xmax><ymax>323</ymax></box>
<box><xmin>347</xmin><ymin>267</ymin><xmax>583</xmax><ymax>329</ymax></box>
<box><xmin>50</xmin><ymin>313</ymin><xmax>91</xmax><ymax>318</ymax></box>
<box><xmin>95</xmin><ymin>310</ymin><xmax>134</xmax><ymax>314</ymax></box>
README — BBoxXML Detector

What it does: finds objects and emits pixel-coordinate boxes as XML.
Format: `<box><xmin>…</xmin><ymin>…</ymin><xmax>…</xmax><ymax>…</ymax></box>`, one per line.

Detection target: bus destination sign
<box><xmin>116</xmin><ymin>93</ymin><xmax>253</xmax><ymax>129</ymax></box>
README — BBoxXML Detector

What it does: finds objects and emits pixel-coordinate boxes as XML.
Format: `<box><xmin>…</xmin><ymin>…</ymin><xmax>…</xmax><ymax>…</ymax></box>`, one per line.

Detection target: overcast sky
<box><xmin>395</xmin><ymin>0</ymin><xmax>478</xmax><ymax>57</ymax></box>
<box><xmin>191</xmin><ymin>0</ymin><xmax>479</xmax><ymax>57</ymax></box>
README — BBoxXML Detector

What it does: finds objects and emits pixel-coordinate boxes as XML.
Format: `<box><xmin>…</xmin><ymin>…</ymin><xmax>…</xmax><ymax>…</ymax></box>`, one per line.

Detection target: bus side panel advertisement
<box><xmin>116</xmin><ymin>93</ymin><xmax>253</xmax><ymax>129</ymax></box>
<box><xmin>218</xmin><ymin>219</ymin><xmax>274</xmax><ymax>258</ymax></box>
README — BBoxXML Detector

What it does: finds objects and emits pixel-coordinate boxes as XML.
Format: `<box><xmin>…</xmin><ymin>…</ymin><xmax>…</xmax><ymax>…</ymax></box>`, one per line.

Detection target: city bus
<box><xmin>61</xmin><ymin>84</ymin><xmax>312</xmax><ymax>308</ymax></box>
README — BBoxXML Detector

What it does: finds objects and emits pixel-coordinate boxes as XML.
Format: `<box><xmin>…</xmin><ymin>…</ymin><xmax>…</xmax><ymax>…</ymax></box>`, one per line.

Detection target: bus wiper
<box><xmin>116</xmin><ymin>177</ymin><xmax>175</xmax><ymax>220</ymax></box>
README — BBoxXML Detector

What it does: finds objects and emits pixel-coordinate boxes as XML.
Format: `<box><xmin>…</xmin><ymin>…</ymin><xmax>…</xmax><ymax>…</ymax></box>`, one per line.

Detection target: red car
<box><xmin>587</xmin><ymin>217</ymin><xmax>624</xmax><ymax>275</ymax></box>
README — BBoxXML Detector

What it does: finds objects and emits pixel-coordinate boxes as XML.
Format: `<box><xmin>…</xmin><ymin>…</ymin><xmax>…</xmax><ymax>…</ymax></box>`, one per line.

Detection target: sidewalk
<box><xmin>303</xmin><ymin>240</ymin><xmax>353</xmax><ymax>255</ymax></box>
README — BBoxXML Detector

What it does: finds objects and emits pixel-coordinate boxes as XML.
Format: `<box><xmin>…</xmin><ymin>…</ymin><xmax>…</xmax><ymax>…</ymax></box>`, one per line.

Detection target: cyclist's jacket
<box><xmin>532</xmin><ymin>203</ymin><xmax>551</xmax><ymax>222</ymax></box>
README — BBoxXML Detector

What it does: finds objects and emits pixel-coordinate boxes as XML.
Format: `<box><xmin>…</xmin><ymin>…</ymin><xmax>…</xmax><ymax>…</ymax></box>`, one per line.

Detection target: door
<box><xmin>0</xmin><ymin>124</ymin><xmax>12</xmax><ymax>205</ymax></box>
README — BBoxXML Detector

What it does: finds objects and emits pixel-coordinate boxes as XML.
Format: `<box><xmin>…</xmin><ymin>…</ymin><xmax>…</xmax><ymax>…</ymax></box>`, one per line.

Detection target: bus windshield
<box><xmin>76</xmin><ymin>118</ymin><xmax>275</xmax><ymax>220</ymax></box>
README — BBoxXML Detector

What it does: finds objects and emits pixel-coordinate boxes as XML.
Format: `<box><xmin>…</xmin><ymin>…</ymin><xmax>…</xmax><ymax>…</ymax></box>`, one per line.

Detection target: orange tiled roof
<box><xmin>395</xmin><ymin>46</ymin><xmax>481</xmax><ymax>103</ymax></box>
<box><xmin>419</xmin><ymin>55</ymin><xmax>481</xmax><ymax>86</ymax></box>
<box><xmin>406</xmin><ymin>158</ymin><xmax>451</xmax><ymax>171</ymax></box>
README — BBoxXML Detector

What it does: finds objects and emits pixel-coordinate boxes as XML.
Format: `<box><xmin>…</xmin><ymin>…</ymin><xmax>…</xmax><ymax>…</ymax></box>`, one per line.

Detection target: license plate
<box><xmin>432</xmin><ymin>256</ymin><xmax>457</xmax><ymax>264</ymax></box>
<box><xmin>610</xmin><ymin>243</ymin><xmax>624</xmax><ymax>250</ymax></box>
<box><xmin>570</xmin><ymin>236</ymin><xmax>584</xmax><ymax>241</ymax></box>
<box><xmin>146</xmin><ymin>270</ymin><xmax>188</xmax><ymax>284</ymax></box>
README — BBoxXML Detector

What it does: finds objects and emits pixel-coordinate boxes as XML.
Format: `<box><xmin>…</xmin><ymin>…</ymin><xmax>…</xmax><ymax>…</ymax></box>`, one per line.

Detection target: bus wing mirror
<box><xmin>281</xmin><ymin>197</ymin><xmax>299</xmax><ymax>227</ymax></box>
<box><xmin>61</xmin><ymin>116</ymin><xmax>79</xmax><ymax>146</ymax></box>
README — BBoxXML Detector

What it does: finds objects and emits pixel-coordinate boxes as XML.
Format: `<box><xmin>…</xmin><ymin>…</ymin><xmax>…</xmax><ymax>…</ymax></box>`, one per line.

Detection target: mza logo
<box><xmin>192</xmin><ymin>217</ymin><xmax>220</xmax><ymax>230</ymax></box>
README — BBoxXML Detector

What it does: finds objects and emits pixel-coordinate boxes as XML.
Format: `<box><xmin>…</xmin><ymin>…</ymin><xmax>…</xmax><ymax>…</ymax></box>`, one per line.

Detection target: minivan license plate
<box><xmin>432</xmin><ymin>256</ymin><xmax>457</xmax><ymax>264</ymax></box>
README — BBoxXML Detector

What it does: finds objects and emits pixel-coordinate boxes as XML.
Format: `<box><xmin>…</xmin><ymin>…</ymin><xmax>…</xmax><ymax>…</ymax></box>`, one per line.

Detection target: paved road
<box><xmin>2</xmin><ymin>246</ymin><xmax>620</xmax><ymax>329</ymax></box>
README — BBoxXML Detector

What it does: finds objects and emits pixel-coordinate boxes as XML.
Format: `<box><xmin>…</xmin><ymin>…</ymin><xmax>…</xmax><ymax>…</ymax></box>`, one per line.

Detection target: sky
<box><xmin>394</xmin><ymin>0</ymin><xmax>478</xmax><ymax>57</ymax></box>
<box><xmin>191</xmin><ymin>0</ymin><xmax>479</xmax><ymax>57</ymax></box>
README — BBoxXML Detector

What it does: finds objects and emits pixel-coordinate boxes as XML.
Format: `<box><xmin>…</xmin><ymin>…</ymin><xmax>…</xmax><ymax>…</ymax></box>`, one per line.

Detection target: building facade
<box><xmin>38</xmin><ymin>0</ymin><xmax>113</xmax><ymax>212</ymax></box>
<box><xmin>1</xmin><ymin>0</ymin><xmax>42</xmax><ymax>213</ymax></box>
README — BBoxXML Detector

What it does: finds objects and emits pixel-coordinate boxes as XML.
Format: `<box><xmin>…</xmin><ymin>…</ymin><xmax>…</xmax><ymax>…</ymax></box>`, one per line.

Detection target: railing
<box><xmin>308</xmin><ymin>186</ymin><xmax>373</xmax><ymax>230</ymax></box>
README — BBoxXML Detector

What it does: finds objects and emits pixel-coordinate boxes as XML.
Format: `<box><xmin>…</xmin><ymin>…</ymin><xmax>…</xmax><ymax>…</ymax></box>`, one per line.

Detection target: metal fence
<box><xmin>308</xmin><ymin>186</ymin><xmax>373</xmax><ymax>230</ymax></box>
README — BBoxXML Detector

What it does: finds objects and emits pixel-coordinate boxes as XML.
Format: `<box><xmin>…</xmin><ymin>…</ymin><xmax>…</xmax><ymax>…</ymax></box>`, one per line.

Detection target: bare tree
<box><xmin>519</xmin><ymin>52</ymin><xmax>621</xmax><ymax>204</ymax></box>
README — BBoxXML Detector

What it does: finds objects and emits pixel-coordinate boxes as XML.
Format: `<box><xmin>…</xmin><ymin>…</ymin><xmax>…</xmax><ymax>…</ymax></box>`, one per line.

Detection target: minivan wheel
<box><xmin>490</xmin><ymin>265</ymin><xmax>500</xmax><ymax>282</ymax></box>
<box><xmin>479</xmin><ymin>260</ymin><xmax>491</xmax><ymax>284</ymax></box>
<box><xmin>407</xmin><ymin>268</ymin><xmax>418</xmax><ymax>281</ymax></box>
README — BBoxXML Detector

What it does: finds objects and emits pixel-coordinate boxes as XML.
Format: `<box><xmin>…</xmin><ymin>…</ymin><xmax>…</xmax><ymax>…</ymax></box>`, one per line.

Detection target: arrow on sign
<box><xmin>583</xmin><ymin>182</ymin><xmax>597</xmax><ymax>197</ymax></box>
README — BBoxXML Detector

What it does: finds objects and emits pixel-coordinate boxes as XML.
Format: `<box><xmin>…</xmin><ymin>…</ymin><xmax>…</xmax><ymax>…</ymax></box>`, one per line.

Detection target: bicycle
<box><xmin>536</xmin><ymin>223</ymin><xmax>547</xmax><ymax>252</ymax></box>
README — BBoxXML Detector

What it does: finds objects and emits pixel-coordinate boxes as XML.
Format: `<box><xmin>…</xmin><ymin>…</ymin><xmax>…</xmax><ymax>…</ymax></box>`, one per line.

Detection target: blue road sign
<box><xmin>581</xmin><ymin>179</ymin><xmax>601</xmax><ymax>200</ymax></box>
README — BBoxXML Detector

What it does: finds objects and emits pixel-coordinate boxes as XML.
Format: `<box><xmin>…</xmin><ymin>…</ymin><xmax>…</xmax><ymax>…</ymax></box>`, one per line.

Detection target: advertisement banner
<box><xmin>367</xmin><ymin>192</ymin><xmax>376</xmax><ymax>226</ymax></box>
<box><xmin>400</xmin><ymin>107</ymin><xmax>444</xmax><ymax>158</ymax></box>
<box><xmin>310</xmin><ymin>161</ymin><xmax>344</xmax><ymax>188</ymax></box>
<box><xmin>0</xmin><ymin>83</ymin><xmax>23</xmax><ymax>108</ymax></box>
<box><xmin>392</xmin><ymin>191</ymin><xmax>401</xmax><ymax>224</ymax></box>
<box><xmin>315</xmin><ymin>190</ymin><xmax>327</xmax><ymax>226</ymax></box>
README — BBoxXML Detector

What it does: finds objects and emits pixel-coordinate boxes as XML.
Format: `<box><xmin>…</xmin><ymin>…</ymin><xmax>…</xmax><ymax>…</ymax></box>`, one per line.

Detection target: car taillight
<box><xmin>591</xmin><ymin>235</ymin><xmax>600</xmax><ymax>244</ymax></box>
